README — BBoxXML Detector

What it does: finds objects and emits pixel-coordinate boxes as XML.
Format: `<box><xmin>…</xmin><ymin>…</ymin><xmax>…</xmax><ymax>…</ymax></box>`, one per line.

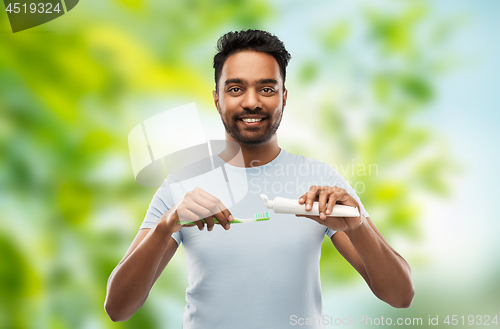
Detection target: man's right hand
<box><xmin>161</xmin><ymin>187</ymin><xmax>234</xmax><ymax>233</ymax></box>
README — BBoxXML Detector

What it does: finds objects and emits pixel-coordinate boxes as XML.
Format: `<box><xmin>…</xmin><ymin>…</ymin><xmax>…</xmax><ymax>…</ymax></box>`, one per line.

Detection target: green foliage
<box><xmin>288</xmin><ymin>1</ymin><xmax>457</xmax><ymax>287</ymax></box>
<box><xmin>0</xmin><ymin>233</ymin><xmax>40</xmax><ymax>329</ymax></box>
<box><xmin>321</xmin><ymin>21</ymin><xmax>351</xmax><ymax>51</ymax></box>
<box><xmin>0</xmin><ymin>0</ymin><xmax>271</xmax><ymax>327</ymax></box>
<box><xmin>299</xmin><ymin>60</ymin><xmax>319</xmax><ymax>84</ymax></box>
<box><xmin>0</xmin><ymin>0</ymin><xmax>459</xmax><ymax>326</ymax></box>
<box><xmin>366</xmin><ymin>3</ymin><xmax>428</xmax><ymax>57</ymax></box>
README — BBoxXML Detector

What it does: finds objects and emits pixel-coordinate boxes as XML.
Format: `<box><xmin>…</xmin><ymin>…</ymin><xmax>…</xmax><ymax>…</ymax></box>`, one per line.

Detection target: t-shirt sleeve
<box><xmin>325</xmin><ymin>168</ymin><xmax>370</xmax><ymax>238</ymax></box>
<box><xmin>140</xmin><ymin>179</ymin><xmax>183</xmax><ymax>245</ymax></box>
<box><xmin>325</xmin><ymin>227</ymin><xmax>336</xmax><ymax>238</ymax></box>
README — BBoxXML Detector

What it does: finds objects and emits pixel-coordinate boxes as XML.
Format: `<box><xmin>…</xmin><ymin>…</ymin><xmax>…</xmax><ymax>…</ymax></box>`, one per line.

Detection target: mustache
<box><xmin>231</xmin><ymin>109</ymin><xmax>268</xmax><ymax>120</ymax></box>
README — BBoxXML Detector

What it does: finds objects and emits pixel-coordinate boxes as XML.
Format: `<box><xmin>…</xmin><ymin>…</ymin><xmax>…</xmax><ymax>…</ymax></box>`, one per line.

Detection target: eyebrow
<box><xmin>257</xmin><ymin>78</ymin><xmax>279</xmax><ymax>85</ymax></box>
<box><xmin>224</xmin><ymin>78</ymin><xmax>244</xmax><ymax>86</ymax></box>
<box><xmin>224</xmin><ymin>78</ymin><xmax>279</xmax><ymax>86</ymax></box>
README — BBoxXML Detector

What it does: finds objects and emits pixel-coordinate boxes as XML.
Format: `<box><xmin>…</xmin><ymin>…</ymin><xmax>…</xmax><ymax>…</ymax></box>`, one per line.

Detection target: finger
<box><xmin>186</xmin><ymin>193</ymin><xmax>227</xmax><ymax>229</ymax></box>
<box><xmin>305</xmin><ymin>186</ymin><xmax>320</xmax><ymax>211</ymax></box>
<box><xmin>212</xmin><ymin>211</ymin><xmax>231</xmax><ymax>230</ymax></box>
<box><xmin>194</xmin><ymin>219</ymin><xmax>205</xmax><ymax>231</ymax></box>
<box><xmin>330</xmin><ymin>188</ymin><xmax>352</xmax><ymax>211</ymax></box>
<box><xmin>180</xmin><ymin>202</ymin><xmax>207</xmax><ymax>231</ymax></box>
<box><xmin>177</xmin><ymin>207</ymin><xmax>205</xmax><ymax>230</ymax></box>
<box><xmin>182</xmin><ymin>192</ymin><xmax>233</xmax><ymax>230</ymax></box>
<box><xmin>298</xmin><ymin>193</ymin><xmax>308</xmax><ymax>204</ymax></box>
<box><xmin>184</xmin><ymin>199</ymin><xmax>216</xmax><ymax>220</ymax></box>
<box><xmin>209</xmin><ymin>208</ymin><xmax>229</xmax><ymax>229</ymax></box>
<box><xmin>221</xmin><ymin>208</ymin><xmax>234</xmax><ymax>224</ymax></box>
<box><xmin>326</xmin><ymin>193</ymin><xmax>337</xmax><ymax>215</ymax></box>
<box><xmin>332</xmin><ymin>187</ymin><xmax>351</xmax><ymax>205</ymax></box>
<box><xmin>207</xmin><ymin>202</ymin><xmax>229</xmax><ymax>229</ymax></box>
<box><xmin>318</xmin><ymin>188</ymin><xmax>330</xmax><ymax>220</ymax></box>
<box><xmin>207</xmin><ymin>193</ymin><xmax>234</xmax><ymax>230</ymax></box>
<box><xmin>327</xmin><ymin>190</ymin><xmax>344</xmax><ymax>215</ymax></box>
<box><xmin>337</xmin><ymin>191</ymin><xmax>352</xmax><ymax>205</ymax></box>
<box><xmin>212</xmin><ymin>199</ymin><xmax>231</xmax><ymax>225</ymax></box>
<box><xmin>204</xmin><ymin>215</ymin><xmax>215</xmax><ymax>231</ymax></box>
<box><xmin>195</xmin><ymin>189</ymin><xmax>232</xmax><ymax>227</ymax></box>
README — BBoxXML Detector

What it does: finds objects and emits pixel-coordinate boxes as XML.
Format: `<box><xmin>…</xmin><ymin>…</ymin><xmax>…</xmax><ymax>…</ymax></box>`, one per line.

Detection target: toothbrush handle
<box><xmin>177</xmin><ymin>217</ymin><xmax>218</xmax><ymax>225</ymax></box>
<box><xmin>178</xmin><ymin>217</ymin><xmax>245</xmax><ymax>225</ymax></box>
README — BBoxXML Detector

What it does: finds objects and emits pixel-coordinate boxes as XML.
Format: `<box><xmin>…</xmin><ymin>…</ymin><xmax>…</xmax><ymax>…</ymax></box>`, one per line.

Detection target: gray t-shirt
<box><xmin>141</xmin><ymin>149</ymin><xmax>369</xmax><ymax>329</ymax></box>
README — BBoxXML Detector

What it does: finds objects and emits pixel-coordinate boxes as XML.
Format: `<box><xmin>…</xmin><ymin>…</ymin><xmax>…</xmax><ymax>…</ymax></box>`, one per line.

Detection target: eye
<box><xmin>262</xmin><ymin>88</ymin><xmax>275</xmax><ymax>93</ymax></box>
<box><xmin>228</xmin><ymin>87</ymin><xmax>242</xmax><ymax>93</ymax></box>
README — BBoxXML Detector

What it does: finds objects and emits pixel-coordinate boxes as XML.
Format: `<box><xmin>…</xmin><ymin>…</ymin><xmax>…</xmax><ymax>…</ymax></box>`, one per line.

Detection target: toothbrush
<box><xmin>260</xmin><ymin>194</ymin><xmax>359</xmax><ymax>217</ymax></box>
<box><xmin>177</xmin><ymin>211</ymin><xmax>270</xmax><ymax>225</ymax></box>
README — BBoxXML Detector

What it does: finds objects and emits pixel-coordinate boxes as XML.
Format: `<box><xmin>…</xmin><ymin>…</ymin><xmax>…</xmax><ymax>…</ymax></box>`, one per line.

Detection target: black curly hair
<box><xmin>213</xmin><ymin>29</ymin><xmax>291</xmax><ymax>91</ymax></box>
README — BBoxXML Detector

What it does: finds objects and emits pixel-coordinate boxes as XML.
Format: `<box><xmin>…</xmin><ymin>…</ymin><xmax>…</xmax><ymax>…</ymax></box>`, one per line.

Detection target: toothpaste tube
<box><xmin>260</xmin><ymin>194</ymin><xmax>359</xmax><ymax>217</ymax></box>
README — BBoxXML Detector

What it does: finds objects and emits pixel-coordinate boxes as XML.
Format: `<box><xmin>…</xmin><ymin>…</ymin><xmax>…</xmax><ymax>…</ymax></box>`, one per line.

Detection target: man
<box><xmin>105</xmin><ymin>30</ymin><xmax>414</xmax><ymax>328</ymax></box>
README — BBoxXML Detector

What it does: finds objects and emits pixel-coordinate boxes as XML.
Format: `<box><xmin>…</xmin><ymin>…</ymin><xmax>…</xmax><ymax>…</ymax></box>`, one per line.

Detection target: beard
<box><xmin>219</xmin><ymin>107</ymin><xmax>283</xmax><ymax>146</ymax></box>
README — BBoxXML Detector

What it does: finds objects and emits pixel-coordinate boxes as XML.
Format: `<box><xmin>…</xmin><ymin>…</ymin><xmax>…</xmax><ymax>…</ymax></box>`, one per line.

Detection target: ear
<box><xmin>213</xmin><ymin>89</ymin><xmax>220</xmax><ymax>114</ymax></box>
<box><xmin>283</xmin><ymin>88</ymin><xmax>288</xmax><ymax>108</ymax></box>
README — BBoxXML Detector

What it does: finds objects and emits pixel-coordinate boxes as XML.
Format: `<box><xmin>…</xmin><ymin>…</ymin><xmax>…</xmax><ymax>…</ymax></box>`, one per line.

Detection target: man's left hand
<box><xmin>296</xmin><ymin>186</ymin><xmax>363</xmax><ymax>232</ymax></box>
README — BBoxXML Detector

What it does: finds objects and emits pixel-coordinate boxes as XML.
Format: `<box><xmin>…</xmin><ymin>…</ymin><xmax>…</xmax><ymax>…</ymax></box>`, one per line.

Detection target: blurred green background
<box><xmin>1</xmin><ymin>0</ymin><xmax>499</xmax><ymax>328</ymax></box>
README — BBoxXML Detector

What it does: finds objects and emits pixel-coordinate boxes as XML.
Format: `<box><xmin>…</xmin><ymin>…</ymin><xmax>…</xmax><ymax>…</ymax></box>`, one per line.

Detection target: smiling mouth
<box><xmin>240</xmin><ymin>118</ymin><xmax>264</xmax><ymax>123</ymax></box>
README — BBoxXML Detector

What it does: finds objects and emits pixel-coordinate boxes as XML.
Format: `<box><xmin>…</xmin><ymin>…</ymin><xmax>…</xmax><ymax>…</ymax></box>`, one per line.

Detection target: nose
<box><xmin>241</xmin><ymin>88</ymin><xmax>262</xmax><ymax>110</ymax></box>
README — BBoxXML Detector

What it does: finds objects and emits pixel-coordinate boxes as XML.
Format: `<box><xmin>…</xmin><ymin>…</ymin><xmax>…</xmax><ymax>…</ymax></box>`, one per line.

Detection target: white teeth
<box><xmin>242</xmin><ymin>118</ymin><xmax>263</xmax><ymax>123</ymax></box>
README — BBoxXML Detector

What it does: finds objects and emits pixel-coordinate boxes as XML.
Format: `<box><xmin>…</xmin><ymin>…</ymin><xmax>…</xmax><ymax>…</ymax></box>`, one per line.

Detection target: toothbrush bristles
<box><xmin>254</xmin><ymin>212</ymin><xmax>270</xmax><ymax>221</ymax></box>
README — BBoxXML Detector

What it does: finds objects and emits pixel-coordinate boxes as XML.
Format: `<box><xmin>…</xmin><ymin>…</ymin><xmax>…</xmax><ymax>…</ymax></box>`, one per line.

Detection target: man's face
<box><xmin>213</xmin><ymin>50</ymin><xmax>287</xmax><ymax>146</ymax></box>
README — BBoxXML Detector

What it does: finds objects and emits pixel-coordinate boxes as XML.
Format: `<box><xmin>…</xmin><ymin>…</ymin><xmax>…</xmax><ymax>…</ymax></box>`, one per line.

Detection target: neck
<box><xmin>219</xmin><ymin>134</ymin><xmax>281</xmax><ymax>167</ymax></box>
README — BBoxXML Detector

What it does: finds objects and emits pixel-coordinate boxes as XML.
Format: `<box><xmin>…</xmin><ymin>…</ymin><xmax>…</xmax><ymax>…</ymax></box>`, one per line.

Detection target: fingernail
<box><xmin>229</xmin><ymin>215</ymin><xmax>234</xmax><ymax>222</ymax></box>
<box><xmin>306</xmin><ymin>204</ymin><xmax>311</xmax><ymax>210</ymax></box>
<box><xmin>326</xmin><ymin>209</ymin><xmax>331</xmax><ymax>214</ymax></box>
<box><xmin>299</xmin><ymin>198</ymin><xmax>304</xmax><ymax>202</ymax></box>
<box><xmin>320</xmin><ymin>212</ymin><xmax>324</xmax><ymax>219</ymax></box>
<box><xmin>225</xmin><ymin>224</ymin><xmax>230</xmax><ymax>230</ymax></box>
<box><xmin>208</xmin><ymin>227</ymin><xmax>212</xmax><ymax>231</ymax></box>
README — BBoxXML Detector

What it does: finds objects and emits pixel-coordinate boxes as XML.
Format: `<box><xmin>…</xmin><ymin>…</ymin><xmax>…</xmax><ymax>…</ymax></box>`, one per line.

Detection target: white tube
<box><xmin>260</xmin><ymin>194</ymin><xmax>359</xmax><ymax>217</ymax></box>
